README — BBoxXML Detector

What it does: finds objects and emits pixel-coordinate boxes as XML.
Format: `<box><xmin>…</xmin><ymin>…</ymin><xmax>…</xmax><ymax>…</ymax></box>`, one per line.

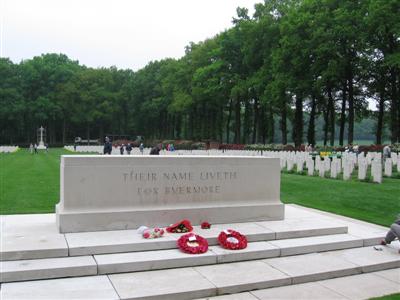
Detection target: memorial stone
<box><xmin>56</xmin><ymin>155</ymin><xmax>285</xmax><ymax>233</ymax></box>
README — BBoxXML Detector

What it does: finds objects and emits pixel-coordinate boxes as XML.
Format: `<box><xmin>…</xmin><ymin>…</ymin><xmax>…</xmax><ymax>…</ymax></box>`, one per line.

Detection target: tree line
<box><xmin>0</xmin><ymin>0</ymin><xmax>399</xmax><ymax>146</ymax></box>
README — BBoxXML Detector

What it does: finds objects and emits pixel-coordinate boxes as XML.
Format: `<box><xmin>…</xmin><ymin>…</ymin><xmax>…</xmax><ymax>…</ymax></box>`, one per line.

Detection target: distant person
<box><xmin>383</xmin><ymin>145</ymin><xmax>391</xmax><ymax>160</ymax></box>
<box><xmin>120</xmin><ymin>144</ymin><xmax>125</xmax><ymax>155</ymax></box>
<box><xmin>126</xmin><ymin>143</ymin><xmax>132</xmax><ymax>155</ymax></box>
<box><xmin>353</xmin><ymin>144</ymin><xmax>359</xmax><ymax>156</ymax></box>
<box><xmin>139</xmin><ymin>143</ymin><xmax>144</xmax><ymax>155</ymax></box>
<box><xmin>150</xmin><ymin>145</ymin><xmax>161</xmax><ymax>155</ymax></box>
<box><xmin>73</xmin><ymin>143</ymin><xmax>77</xmax><ymax>152</ymax></box>
<box><xmin>34</xmin><ymin>143</ymin><xmax>38</xmax><ymax>154</ymax></box>
<box><xmin>381</xmin><ymin>215</ymin><xmax>400</xmax><ymax>254</ymax></box>
<box><xmin>103</xmin><ymin>136</ymin><xmax>112</xmax><ymax>155</ymax></box>
<box><xmin>169</xmin><ymin>144</ymin><xmax>175</xmax><ymax>152</ymax></box>
<box><xmin>29</xmin><ymin>143</ymin><xmax>34</xmax><ymax>154</ymax></box>
<box><xmin>45</xmin><ymin>143</ymin><xmax>49</xmax><ymax>153</ymax></box>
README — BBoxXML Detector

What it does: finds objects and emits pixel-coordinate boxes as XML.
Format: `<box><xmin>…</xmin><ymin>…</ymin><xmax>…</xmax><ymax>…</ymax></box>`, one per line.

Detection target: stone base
<box><xmin>37</xmin><ymin>142</ymin><xmax>46</xmax><ymax>150</ymax></box>
<box><xmin>56</xmin><ymin>203</ymin><xmax>285</xmax><ymax>233</ymax></box>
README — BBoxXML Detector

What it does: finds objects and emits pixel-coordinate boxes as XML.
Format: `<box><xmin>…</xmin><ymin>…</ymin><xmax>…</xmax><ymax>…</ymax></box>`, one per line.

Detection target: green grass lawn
<box><xmin>1</xmin><ymin>148</ymin><xmax>399</xmax><ymax>227</ymax></box>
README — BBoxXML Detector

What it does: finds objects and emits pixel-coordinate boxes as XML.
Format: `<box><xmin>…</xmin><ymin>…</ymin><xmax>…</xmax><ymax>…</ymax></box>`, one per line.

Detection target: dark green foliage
<box><xmin>0</xmin><ymin>0</ymin><xmax>399</xmax><ymax>145</ymax></box>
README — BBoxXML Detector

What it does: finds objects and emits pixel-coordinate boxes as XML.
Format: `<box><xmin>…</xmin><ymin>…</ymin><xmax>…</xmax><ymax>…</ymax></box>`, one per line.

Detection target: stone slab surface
<box><xmin>256</xmin><ymin>218</ymin><xmax>347</xmax><ymax>239</ymax></box>
<box><xmin>269</xmin><ymin>234</ymin><xmax>363</xmax><ymax>256</ymax></box>
<box><xmin>0</xmin><ymin>255</ymin><xmax>97</xmax><ymax>283</ymax></box>
<box><xmin>0</xmin><ymin>275</ymin><xmax>119</xmax><ymax>299</ymax></box>
<box><xmin>326</xmin><ymin>245</ymin><xmax>400</xmax><ymax>273</ymax></box>
<box><xmin>318</xmin><ymin>272</ymin><xmax>400</xmax><ymax>299</ymax></box>
<box><xmin>1</xmin><ymin>214</ymin><xmax>68</xmax><ymax>261</ymax></box>
<box><xmin>264</xmin><ymin>252</ymin><xmax>361</xmax><ymax>284</ymax></box>
<box><xmin>197</xmin><ymin>292</ymin><xmax>258</xmax><ymax>300</ymax></box>
<box><xmin>210</xmin><ymin>242</ymin><xmax>279</xmax><ymax>263</ymax></box>
<box><xmin>250</xmin><ymin>281</ymin><xmax>348</xmax><ymax>300</ymax></box>
<box><xmin>109</xmin><ymin>267</ymin><xmax>217</xmax><ymax>300</ymax></box>
<box><xmin>194</xmin><ymin>260</ymin><xmax>291</xmax><ymax>295</ymax></box>
<box><xmin>190</xmin><ymin>222</ymin><xmax>275</xmax><ymax>244</ymax></box>
<box><xmin>65</xmin><ymin>229</ymin><xmax>177</xmax><ymax>256</ymax></box>
<box><xmin>373</xmin><ymin>268</ymin><xmax>400</xmax><ymax>284</ymax></box>
<box><xmin>95</xmin><ymin>248</ymin><xmax>217</xmax><ymax>274</ymax></box>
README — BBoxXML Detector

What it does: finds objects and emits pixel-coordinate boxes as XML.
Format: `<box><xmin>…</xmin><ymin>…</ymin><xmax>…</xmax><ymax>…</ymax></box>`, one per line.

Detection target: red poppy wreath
<box><xmin>166</xmin><ymin>219</ymin><xmax>193</xmax><ymax>233</ymax></box>
<box><xmin>177</xmin><ymin>233</ymin><xmax>209</xmax><ymax>254</ymax></box>
<box><xmin>218</xmin><ymin>229</ymin><xmax>248</xmax><ymax>250</ymax></box>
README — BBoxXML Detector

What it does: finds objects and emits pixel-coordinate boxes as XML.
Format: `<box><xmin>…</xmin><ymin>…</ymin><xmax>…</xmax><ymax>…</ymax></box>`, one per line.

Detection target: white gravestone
<box><xmin>330</xmin><ymin>163</ymin><xmax>337</xmax><ymax>179</ymax></box>
<box><xmin>287</xmin><ymin>159</ymin><xmax>294</xmax><ymax>171</ymax></box>
<box><xmin>384</xmin><ymin>159</ymin><xmax>392</xmax><ymax>177</ymax></box>
<box><xmin>358</xmin><ymin>160</ymin><xmax>367</xmax><ymax>180</ymax></box>
<box><xmin>343</xmin><ymin>161</ymin><xmax>351</xmax><ymax>180</ymax></box>
<box><xmin>56</xmin><ymin>155</ymin><xmax>285</xmax><ymax>233</ymax></box>
<box><xmin>372</xmin><ymin>161</ymin><xmax>382</xmax><ymax>183</ymax></box>
<box><xmin>307</xmin><ymin>159</ymin><xmax>314</xmax><ymax>176</ymax></box>
<box><xmin>296</xmin><ymin>160</ymin><xmax>303</xmax><ymax>173</ymax></box>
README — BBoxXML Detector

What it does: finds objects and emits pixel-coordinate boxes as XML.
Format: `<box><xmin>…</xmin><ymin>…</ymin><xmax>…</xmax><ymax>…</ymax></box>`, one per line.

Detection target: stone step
<box><xmin>65</xmin><ymin>220</ymin><xmax>348</xmax><ymax>256</ymax></box>
<box><xmin>2</xmin><ymin>244</ymin><xmax>398</xmax><ymax>299</ymax></box>
<box><xmin>0</xmin><ymin>233</ymin><xmax>366</xmax><ymax>283</ymax></box>
<box><xmin>0</xmin><ymin>256</ymin><xmax>97</xmax><ymax>283</ymax></box>
<box><xmin>197</xmin><ymin>268</ymin><xmax>400</xmax><ymax>300</ymax></box>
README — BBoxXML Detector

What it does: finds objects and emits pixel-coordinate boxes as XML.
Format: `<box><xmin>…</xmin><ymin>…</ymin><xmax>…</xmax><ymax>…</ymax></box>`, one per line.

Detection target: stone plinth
<box><xmin>56</xmin><ymin>156</ymin><xmax>284</xmax><ymax>233</ymax></box>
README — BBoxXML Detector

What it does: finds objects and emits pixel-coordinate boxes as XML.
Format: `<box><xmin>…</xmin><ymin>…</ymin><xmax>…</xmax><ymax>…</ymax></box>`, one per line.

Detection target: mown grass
<box><xmin>370</xmin><ymin>294</ymin><xmax>400</xmax><ymax>300</ymax></box>
<box><xmin>1</xmin><ymin>148</ymin><xmax>399</xmax><ymax>227</ymax></box>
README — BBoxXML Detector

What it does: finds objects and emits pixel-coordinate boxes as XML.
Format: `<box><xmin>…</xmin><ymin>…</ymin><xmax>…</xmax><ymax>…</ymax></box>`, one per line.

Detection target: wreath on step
<box><xmin>166</xmin><ymin>219</ymin><xmax>193</xmax><ymax>233</ymax></box>
<box><xmin>177</xmin><ymin>233</ymin><xmax>209</xmax><ymax>254</ymax></box>
<box><xmin>218</xmin><ymin>229</ymin><xmax>247</xmax><ymax>250</ymax></box>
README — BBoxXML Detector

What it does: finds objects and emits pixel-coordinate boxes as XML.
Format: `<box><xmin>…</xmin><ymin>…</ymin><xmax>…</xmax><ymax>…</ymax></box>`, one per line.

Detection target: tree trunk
<box><xmin>267</xmin><ymin>104</ymin><xmax>274</xmax><ymax>144</ymax></box>
<box><xmin>323</xmin><ymin>108</ymin><xmax>328</xmax><ymax>146</ymax></box>
<box><xmin>327</xmin><ymin>84</ymin><xmax>335</xmax><ymax>146</ymax></box>
<box><xmin>390</xmin><ymin>68</ymin><xmax>399</xmax><ymax>143</ymax></box>
<box><xmin>252</xmin><ymin>97</ymin><xmax>259</xmax><ymax>144</ymax></box>
<box><xmin>339</xmin><ymin>80</ymin><xmax>347</xmax><ymax>146</ymax></box>
<box><xmin>307</xmin><ymin>96</ymin><xmax>316</xmax><ymax>147</ymax></box>
<box><xmin>376</xmin><ymin>86</ymin><xmax>385</xmax><ymax>145</ymax></box>
<box><xmin>86</xmin><ymin>123</ymin><xmax>90</xmax><ymax>145</ymax></box>
<box><xmin>280</xmin><ymin>102</ymin><xmax>287</xmax><ymax>145</ymax></box>
<box><xmin>259</xmin><ymin>104</ymin><xmax>266</xmax><ymax>144</ymax></box>
<box><xmin>226</xmin><ymin>99</ymin><xmax>233</xmax><ymax>143</ymax></box>
<box><xmin>62</xmin><ymin>118</ymin><xmax>67</xmax><ymax>145</ymax></box>
<box><xmin>348</xmin><ymin>69</ymin><xmax>354</xmax><ymax>145</ymax></box>
<box><xmin>293</xmin><ymin>95</ymin><xmax>303</xmax><ymax>148</ymax></box>
<box><xmin>234</xmin><ymin>98</ymin><xmax>241</xmax><ymax>144</ymax></box>
<box><xmin>242</xmin><ymin>100</ymin><xmax>250</xmax><ymax>144</ymax></box>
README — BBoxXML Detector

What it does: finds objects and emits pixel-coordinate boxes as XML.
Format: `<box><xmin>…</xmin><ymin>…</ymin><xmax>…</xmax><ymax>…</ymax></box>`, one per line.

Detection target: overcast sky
<box><xmin>1</xmin><ymin>0</ymin><xmax>260</xmax><ymax>70</ymax></box>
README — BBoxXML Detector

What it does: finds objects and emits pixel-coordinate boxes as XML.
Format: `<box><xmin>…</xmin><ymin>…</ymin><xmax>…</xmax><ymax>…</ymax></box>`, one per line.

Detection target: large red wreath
<box><xmin>177</xmin><ymin>233</ymin><xmax>209</xmax><ymax>254</ymax></box>
<box><xmin>166</xmin><ymin>219</ymin><xmax>193</xmax><ymax>233</ymax></box>
<box><xmin>218</xmin><ymin>229</ymin><xmax>247</xmax><ymax>250</ymax></box>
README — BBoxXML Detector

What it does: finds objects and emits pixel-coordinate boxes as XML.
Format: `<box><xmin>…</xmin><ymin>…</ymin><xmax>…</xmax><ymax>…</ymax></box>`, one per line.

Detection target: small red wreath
<box><xmin>177</xmin><ymin>233</ymin><xmax>209</xmax><ymax>254</ymax></box>
<box><xmin>201</xmin><ymin>221</ymin><xmax>211</xmax><ymax>229</ymax></box>
<box><xmin>217</xmin><ymin>229</ymin><xmax>247</xmax><ymax>250</ymax></box>
<box><xmin>166</xmin><ymin>219</ymin><xmax>193</xmax><ymax>233</ymax></box>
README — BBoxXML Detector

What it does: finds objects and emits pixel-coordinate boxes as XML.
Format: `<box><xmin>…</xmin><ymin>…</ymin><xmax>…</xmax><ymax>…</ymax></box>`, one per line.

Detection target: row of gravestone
<box><xmin>281</xmin><ymin>151</ymin><xmax>399</xmax><ymax>183</ymax></box>
<box><xmin>0</xmin><ymin>146</ymin><xmax>19</xmax><ymax>153</ymax></box>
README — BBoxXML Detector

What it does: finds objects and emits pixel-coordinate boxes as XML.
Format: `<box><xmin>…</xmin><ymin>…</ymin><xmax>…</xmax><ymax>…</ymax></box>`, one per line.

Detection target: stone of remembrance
<box><xmin>56</xmin><ymin>155</ymin><xmax>284</xmax><ymax>233</ymax></box>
